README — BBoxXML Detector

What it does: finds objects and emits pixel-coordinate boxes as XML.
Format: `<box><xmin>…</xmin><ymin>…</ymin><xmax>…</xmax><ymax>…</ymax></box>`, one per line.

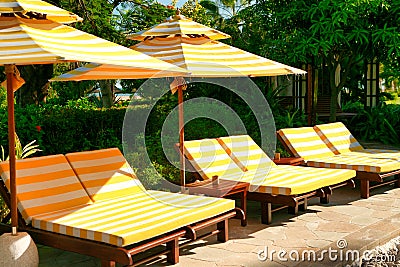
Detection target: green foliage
<box><xmin>341</xmin><ymin>101</ymin><xmax>364</xmax><ymax>113</ymax></box>
<box><xmin>348</xmin><ymin>103</ymin><xmax>400</xmax><ymax>145</ymax></box>
<box><xmin>181</xmin><ymin>0</ymin><xmax>216</xmax><ymax>26</ymax></box>
<box><xmin>115</xmin><ymin>0</ymin><xmax>175</xmax><ymax>38</ymax></box>
<box><xmin>274</xmin><ymin>109</ymin><xmax>307</xmax><ymax>129</ymax></box>
<box><xmin>236</xmin><ymin>0</ymin><xmax>400</xmax><ymax>120</ymax></box>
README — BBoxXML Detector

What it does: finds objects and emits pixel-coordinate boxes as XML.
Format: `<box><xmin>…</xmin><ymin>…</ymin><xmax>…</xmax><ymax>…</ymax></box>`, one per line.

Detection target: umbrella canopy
<box><xmin>134</xmin><ymin>36</ymin><xmax>306</xmax><ymax>77</ymax></box>
<box><xmin>129</xmin><ymin>13</ymin><xmax>229</xmax><ymax>41</ymax></box>
<box><xmin>0</xmin><ymin>15</ymin><xmax>187</xmax><ymax>235</ymax></box>
<box><xmin>0</xmin><ymin>16</ymin><xmax>186</xmax><ymax>72</ymax></box>
<box><xmin>52</xmin><ymin>36</ymin><xmax>306</xmax><ymax>80</ymax></box>
<box><xmin>0</xmin><ymin>0</ymin><xmax>82</xmax><ymax>23</ymax></box>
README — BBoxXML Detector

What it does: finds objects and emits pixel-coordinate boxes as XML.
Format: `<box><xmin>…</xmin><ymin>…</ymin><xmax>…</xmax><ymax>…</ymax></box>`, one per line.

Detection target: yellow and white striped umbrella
<box><xmin>0</xmin><ymin>0</ymin><xmax>82</xmax><ymax>24</ymax></box>
<box><xmin>128</xmin><ymin>12</ymin><xmax>230</xmax><ymax>41</ymax></box>
<box><xmin>133</xmin><ymin>36</ymin><xmax>306</xmax><ymax>77</ymax></box>
<box><xmin>52</xmin><ymin>36</ymin><xmax>306</xmax><ymax>80</ymax></box>
<box><xmin>0</xmin><ymin>16</ymin><xmax>186</xmax><ymax>75</ymax></box>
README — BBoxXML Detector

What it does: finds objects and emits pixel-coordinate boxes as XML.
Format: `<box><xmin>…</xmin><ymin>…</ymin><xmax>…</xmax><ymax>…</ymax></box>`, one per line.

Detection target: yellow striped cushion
<box><xmin>306</xmin><ymin>154</ymin><xmax>400</xmax><ymax>173</ymax></box>
<box><xmin>314</xmin><ymin>122</ymin><xmax>364</xmax><ymax>154</ymax></box>
<box><xmin>66</xmin><ymin>148</ymin><xmax>145</xmax><ymax>202</ymax></box>
<box><xmin>0</xmin><ymin>155</ymin><xmax>92</xmax><ymax>223</ymax></box>
<box><xmin>219</xmin><ymin>165</ymin><xmax>355</xmax><ymax>195</ymax></box>
<box><xmin>217</xmin><ymin>135</ymin><xmax>274</xmax><ymax>171</ymax></box>
<box><xmin>277</xmin><ymin>127</ymin><xmax>336</xmax><ymax>160</ymax></box>
<box><xmin>32</xmin><ymin>191</ymin><xmax>235</xmax><ymax>246</ymax></box>
<box><xmin>183</xmin><ymin>139</ymin><xmax>243</xmax><ymax>180</ymax></box>
<box><xmin>357</xmin><ymin>149</ymin><xmax>400</xmax><ymax>160</ymax></box>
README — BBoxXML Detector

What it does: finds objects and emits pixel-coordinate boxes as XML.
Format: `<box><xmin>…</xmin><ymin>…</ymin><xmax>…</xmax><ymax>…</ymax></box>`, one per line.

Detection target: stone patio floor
<box><xmin>38</xmin><ymin>181</ymin><xmax>400</xmax><ymax>267</ymax></box>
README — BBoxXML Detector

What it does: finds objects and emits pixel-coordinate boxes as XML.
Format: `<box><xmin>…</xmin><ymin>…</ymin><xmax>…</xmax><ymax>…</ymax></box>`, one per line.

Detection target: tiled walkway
<box><xmin>38</xmin><ymin>182</ymin><xmax>400</xmax><ymax>266</ymax></box>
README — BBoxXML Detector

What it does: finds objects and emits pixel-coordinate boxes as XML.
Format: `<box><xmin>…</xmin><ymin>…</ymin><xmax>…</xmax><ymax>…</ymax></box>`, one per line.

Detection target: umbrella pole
<box><xmin>5</xmin><ymin>64</ymin><xmax>17</xmax><ymax>235</ymax></box>
<box><xmin>178</xmin><ymin>85</ymin><xmax>185</xmax><ymax>193</ymax></box>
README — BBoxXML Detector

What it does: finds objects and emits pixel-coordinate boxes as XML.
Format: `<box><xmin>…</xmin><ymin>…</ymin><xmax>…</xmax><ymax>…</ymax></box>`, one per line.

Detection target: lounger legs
<box><xmin>360</xmin><ymin>180</ymin><xmax>370</xmax><ymax>199</ymax></box>
<box><xmin>217</xmin><ymin>220</ymin><xmax>229</xmax><ymax>242</ymax></box>
<box><xmin>320</xmin><ymin>195</ymin><xmax>330</xmax><ymax>204</ymax></box>
<box><xmin>395</xmin><ymin>174</ymin><xmax>400</xmax><ymax>188</ymax></box>
<box><xmin>261</xmin><ymin>202</ymin><xmax>272</xmax><ymax>224</ymax></box>
<box><xmin>299</xmin><ymin>198</ymin><xmax>308</xmax><ymax>211</ymax></box>
<box><xmin>166</xmin><ymin>239</ymin><xmax>179</xmax><ymax>264</ymax></box>
<box><xmin>288</xmin><ymin>205</ymin><xmax>298</xmax><ymax>214</ymax></box>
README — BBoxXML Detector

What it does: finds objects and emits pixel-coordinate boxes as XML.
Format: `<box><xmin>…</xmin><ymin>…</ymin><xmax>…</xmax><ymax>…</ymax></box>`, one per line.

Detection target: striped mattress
<box><xmin>0</xmin><ymin>155</ymin><xmax>93</xmax><ymax>223</ymax></box>
<box><xmin>31</xmin><ymin>190</ymin><xmax>234</xmax><ymax>246</ymax></box>
<box><xmin>66</xmin><ymin>148</ymin><xmax>145</xmax><ymax>202</ymax></box>
<box><xmin>314</xmin><ymin>122</ymin><xmax>400</xmax><ymax>160</ymax></box>
<box><xmin>278</xmin><ymin>126</ymin><xmax>400</xmax><ymax>173</ymax></box>
<box><xmin>0</xmin><ymin>150</ymin><xmax>235</xmax><ymax>246</ymax></box>
<box><xmin>183</xmin><ymin>136</ymin><xmax>355</xmax><ymax>195</ymax></box>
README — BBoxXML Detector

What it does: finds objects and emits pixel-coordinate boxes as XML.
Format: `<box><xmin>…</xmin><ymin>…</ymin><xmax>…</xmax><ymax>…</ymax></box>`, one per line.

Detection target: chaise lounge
<box><xmin>0</xmin><ymin>148</ymin><xmax>242</xmax><ymax>266</ymax></box>
<box><xmin>182</xmin><ymin>135</ymin><xmax>356</xmax><ymax>224</ymax></box>
<box><xmin>277</xmin><ymin>125</ymin><xmax>400</xmax><ymax>199</ymax></box>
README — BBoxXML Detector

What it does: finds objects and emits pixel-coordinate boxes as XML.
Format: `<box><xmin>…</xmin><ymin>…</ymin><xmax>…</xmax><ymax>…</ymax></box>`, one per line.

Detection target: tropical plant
<box><xmin>349</xmin><ymin>104</ymin><xmax>400</xmax><ymax>145</ymax></box>
<box><xmin>1</xmin><ymin>135</ymin><xmax>41</xmax><ymax>161</ymax></box>
<box><xmin>0</xmin><ymin>135</ymin><xmax>40</xmax><ymax>223</ymax></box>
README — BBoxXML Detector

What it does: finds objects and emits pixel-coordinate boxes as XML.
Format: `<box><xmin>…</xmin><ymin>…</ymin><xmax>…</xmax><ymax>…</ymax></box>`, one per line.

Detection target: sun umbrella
<box><xmin>0</xmin><ymin>16</ymin><xmax>187</xmax><ymax>235</ymax></box>
<box><xmin>129</xmin><ymin>12</ymin><xmax>230</xmax><ymax>41</ymax></box>
<box><xmin>0</xmin><ymin>0</ymin><xmax>82</xmax><ymax>23</ymax></box>
<box><xmin>52</xmin><ymin>11</ymin><xmax>306</xmax><ymax>191</ymax></box>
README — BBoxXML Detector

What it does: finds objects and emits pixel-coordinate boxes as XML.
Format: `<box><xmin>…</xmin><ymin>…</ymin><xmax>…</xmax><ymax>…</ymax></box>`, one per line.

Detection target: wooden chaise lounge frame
<box><xmin>183</xmin><ymin>156</ymin><xmax>354</xmax><ymax>224</ymax></box>
<box><xmin>0</xmin><ymin>175</ymin><xmax>243</xmax><ymax>267</ymax></box>
<box><xmin>177</xmin><ymin>142</ymin><xmax>355</xmax><ymax>225</ymax></box>
<box><xmin>277</xmin><ymin>133</ymin><xmax>400</xmax><ymax>199</ymax></box>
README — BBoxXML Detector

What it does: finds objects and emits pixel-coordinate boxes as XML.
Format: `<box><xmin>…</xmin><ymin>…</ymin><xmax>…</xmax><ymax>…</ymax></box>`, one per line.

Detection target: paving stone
<box><xmin>316</xmin><ymin>211</ymin><xmax>352</xmax><ymax>222</ymax></box>
<box><xmin>350</xmin><ymin>215</ymin><xmax>381</xmax><ymax>226</ymax></box>
<box><xmin>284</xmin><ymin>227</ymin><xmax>317</xmax><ymax>240</ymax></box>
<box><xmin>305</xmin><ymin>222</ymin><xmax>319</xmax><ymax>232</ymax></box>
<box><xmin>185</xmin><ymin>246</ymin><xmax>241</xmax><ymax>263</ymax></box>
<box><xmin>211</xmin><ymin>241</ymin><xmax>260</xmax><ymax>253</ymax></box>
<box><xmin>296</xmin><ymin>212</ymin><xmax>322</xmax><ymax>223</ymax></box>
<box><xmin>273</xmin><ymin>238</ymin><xmax>308</xmax><ymax>249</ymax></box>
<box><xmin>311</xmin><ymin>231</ymin><xmax>352</xmax><ymax>242</ymax></box>
<box><xmin>215</xmin><ymin>252</ymin><xmax>267</xmax><ymax>266</ymax></box>
<box><xmin>370</xmin><ymin>209</ymin><xmax>397</xmax><ymax>219</ymax></box>
<box><xmin>172</xmin><ymin>257</ymin><xmax>217</xmax><ymax>267</ymax></box>
<box><xmin>234</xmin><ymin>238</ymin><xmax>273</xmax><ymax>247</ymax></box>
<box><xmin>332</xmin><ymin>205</ymin><xmax>373</xmax><ymax>217</ymax></box>
<box><xmin>250</xmin><ymin>227</ymin><xmax>286</xmax><ymax>242</ymax></box>
<box><xmin>316</xmin><ymin>221</ymin><xmax>362</xmax><ymax>233</ymax></box>
<box><xmin>306</xmin><ymin>239</ymin><xmax>332</xmax><ymax>248</ymax></box>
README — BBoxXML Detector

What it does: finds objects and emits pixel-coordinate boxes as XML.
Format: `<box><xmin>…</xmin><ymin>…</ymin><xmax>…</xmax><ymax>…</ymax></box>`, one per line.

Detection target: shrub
<box><xmin>348</xmin><ymin>103</ymin><xmax>400</xmax><ymax>146</ymax></box>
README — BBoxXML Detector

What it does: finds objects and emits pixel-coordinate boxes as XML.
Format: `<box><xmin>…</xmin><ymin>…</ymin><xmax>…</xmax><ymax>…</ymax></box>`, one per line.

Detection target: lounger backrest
<box><xmin>0</xmin><ymin>155</ymin><xmax>93</xmax><ymax>223</ymax></box>
<box><xmin>183</xmin><ymin>138</ymin><xmax>243</xmax><ymax>180</ymax></box>
<box><xmin>314</xmin><ymin>122</ymin><xmax>364</xmax><ymax>154</ymax></box>
<box><xmin>277</xmin><ymin>127</ymin><xmax>336</xmax><ymax>160</ymax></box>
<box><xmin>217</xmin><ymin>135</ymin><xmax>274</xmax><ymax>171</ymax></box>
<box><xmin>66</xmin><ymin>148</ymin><xmax>145</xmax><ymax>202</ymax></box>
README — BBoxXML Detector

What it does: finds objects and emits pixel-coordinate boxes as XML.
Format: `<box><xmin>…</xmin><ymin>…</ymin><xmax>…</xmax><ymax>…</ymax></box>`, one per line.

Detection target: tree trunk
<box><xmin>17</xmin><ymin>65</ymin><xmax>53</xmax><ymax>106</ymax></box>
<box><xmin>329</xmin><ymin>86</ymin><xmax>338</xmax><ymax>122</ymax></box>
<box><xmin>329</xmin><ymin>64</ymin><xmax>339</xmax><ymax>122</ymax></box>
<box><xmin>99</xmin><ymin>80</ymin><xmax>114</xmax><ymax>108</ymax></box>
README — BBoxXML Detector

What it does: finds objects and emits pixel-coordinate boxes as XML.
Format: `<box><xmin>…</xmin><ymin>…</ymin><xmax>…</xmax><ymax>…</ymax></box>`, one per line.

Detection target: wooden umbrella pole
<box><xmin>5</xmin><ymin>64</ymin><xmax>17</xmax><ymax>235</ymax></box>
<box><xmin>178</xmin><ymin>85</ymin><xmax>185</xmax><ymax>193</ymax></box>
